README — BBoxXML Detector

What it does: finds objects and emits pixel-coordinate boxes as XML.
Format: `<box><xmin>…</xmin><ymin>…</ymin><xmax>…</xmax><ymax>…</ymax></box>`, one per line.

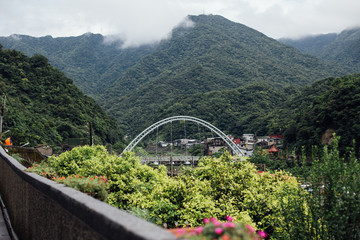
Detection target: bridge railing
<box><xmin>0</xmin><ymin>147</ymin><xmax>176</xmax><ymax>240</ymax></box>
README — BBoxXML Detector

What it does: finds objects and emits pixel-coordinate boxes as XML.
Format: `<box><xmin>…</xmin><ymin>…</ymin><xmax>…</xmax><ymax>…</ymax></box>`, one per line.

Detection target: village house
<box><xmin>158</xmin><ymin>141</ymin><xmax>170</xmax><ymax>148</ymax></box>
<box><xmin>256</xmin><ymin>135</ymin><xmax>282</xmax><ymax>148</ymax></box>
<box><xmin>204</xmin><ymin>137</ymin><xmax>226</xmax><ymax>155</ymax></box>
<box><xmin>173</xmin><ymin>139</ymin><xmax>201</xmax><ymax>149</ymax></box>
<box><xmin>238</xmin><ymin>134</ymin><xmax>255</xmax><ymax>151</ymax></box>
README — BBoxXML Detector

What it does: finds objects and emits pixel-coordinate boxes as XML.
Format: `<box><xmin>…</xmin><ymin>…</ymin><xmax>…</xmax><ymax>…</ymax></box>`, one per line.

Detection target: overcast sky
<box><xmin>1</xmin><ymin>0</ymin><xmax>360</xmax><ymax>47</ymax></box>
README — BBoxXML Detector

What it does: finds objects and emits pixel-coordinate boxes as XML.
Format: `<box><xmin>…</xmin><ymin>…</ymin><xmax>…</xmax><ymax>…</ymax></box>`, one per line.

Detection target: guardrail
<box><xmin>0</xmin><ymin>147</ymin><xmax>176</xmax><ymax>240</ymax></box>
<box><xmin>3</xmin><ymin>145</ymin><xmax>45</xmax><ymax>164</ymax></box>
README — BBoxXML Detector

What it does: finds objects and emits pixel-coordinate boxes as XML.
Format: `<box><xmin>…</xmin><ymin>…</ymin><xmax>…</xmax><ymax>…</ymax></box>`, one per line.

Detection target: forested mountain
<box><xmin>99</xmin><ymin>14</ymin><xmax>349</xmax><ymax>135</ymax></box>
<box><xmin>142</xmin><ymin>83</ymin><xmax>292</xmax><ymax>139</ymax></box>
<box><xmin>0</xmin><ymin>33</ymin><xmax>155</xmax><ymax>97</ymax></box>
<box><xmin>282</xmin><ymin>73</ymin><xmax>360</xmax><ymax>154</ymax></box>
<box><xmin>0</xmin><ymin>14</ymin><xmax>355</xmax><ymax>140</ymax></box>
<box><xmin>0</xmin><ymin>45</ymin><xmax>125</xmax><ymax>149</ymax></box>
<box><xmin>280</xmin><ymin>27</ymin><xmax>360</xmax><ymax>72</ymax></box>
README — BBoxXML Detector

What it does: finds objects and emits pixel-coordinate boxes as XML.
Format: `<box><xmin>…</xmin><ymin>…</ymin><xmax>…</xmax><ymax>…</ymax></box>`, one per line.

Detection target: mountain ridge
<box><xmin>0</xmin><ymin>14</ymin><xmax>355</xmax><ymax>136</ymax></box>
<box><xmin>0</xmin><ymin>45</ymin><xmax>125</xmax><ymax>149</ymax></box>
<box><xmin>0</xmin><ymin>33</ymin><xmax>156</xmax><ymax>97</ymax></box>
<box><xmin>98</xmin><ymin>14</ymin><xmax>350</xmax><ymax>134</ymax></box>
<box><xmin>279</xmin><ymin>27</ymin><xmax>360</xmax><ymax>72</ymax></box>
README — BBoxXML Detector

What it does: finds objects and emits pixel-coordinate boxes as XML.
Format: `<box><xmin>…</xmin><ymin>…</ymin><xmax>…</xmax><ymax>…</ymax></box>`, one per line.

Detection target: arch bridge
<box><xmin>122</xmin><ymin>116</ymin><xmax>245</xmax><ymax>159</ymax></box>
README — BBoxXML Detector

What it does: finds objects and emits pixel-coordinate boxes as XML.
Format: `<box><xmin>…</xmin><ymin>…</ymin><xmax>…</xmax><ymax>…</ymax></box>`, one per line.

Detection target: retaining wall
<box><xmin>0</xmin><ymin>147</ymin><xmax>176</xmax><ymax>240</ymax></box>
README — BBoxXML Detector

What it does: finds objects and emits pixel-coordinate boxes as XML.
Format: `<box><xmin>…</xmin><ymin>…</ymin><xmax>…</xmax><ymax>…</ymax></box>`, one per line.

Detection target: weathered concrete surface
<box><xmin>0</xmin><ymin>204</ymin><xmax>10</xmax><ymax>240</ymax></box>
<box><xmin>0</xmin><ymin>147</ymin><xmax>176</xmax><ymax>240</ymax></box>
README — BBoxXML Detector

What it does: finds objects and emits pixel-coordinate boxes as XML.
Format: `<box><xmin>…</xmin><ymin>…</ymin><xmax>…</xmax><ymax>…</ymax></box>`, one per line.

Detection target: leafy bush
<box><xmin>26</xmin><ymin>159</ymin><xmax>108</xmax><ymax>201</ymax></box>
<box><xmin>48</xmin><ymin>145</ymin><xmax>113</xmax><ymax>176</ymax></box>
<box><xmin>181</xmin><ymin>152</ymin><xmax>305</xmax><ymax>236</ymax></box>
<box><xmin>270</xmin><ymin>136</ymin><xmax>360</xmax><ymax>239</ymax></box>
<box><xmin>54</xmin><ymin>175</ymin><xmax>108</xmax><ymax>201</ymax></box>
<box><xmin>27</xmin><ymin>145</ymin><xmax>305</xmax><ymax>238</ymax></box>
<box><xmin>306</xmin><ymin>136</ymin><xmax>360</xmax><ymax>239</ymax></box>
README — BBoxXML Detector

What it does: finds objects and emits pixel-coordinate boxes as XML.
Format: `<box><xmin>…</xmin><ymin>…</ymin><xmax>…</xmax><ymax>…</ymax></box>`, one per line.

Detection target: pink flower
<box><xmin>258</xmin><ymin>230</ymin><xmax>268</xmax><ymax>238</ymax></box>
<box><xmin>226</xmin><ymin>216</ymin><xmax>234</xmax><ymax>222</ymax></box>
<box><xmin>246</xmin><ymin>224</ymin><xmax>255</xmax><ymax>234</ymax></box>
<box><xmin>176</xmin><ymin>229</ymin><xmax>185</xmax><ymax>235</ymax></box>
<box><xmin>209</xmin><ymin>217</ymin><xmax>221</xmax><ymax>226</ymax></box>
<box><xmin>214</xmin><ymin>220</ymin><xmax>222</xmax><ymax>227</ymax></box>
<box><xmin>203</xmin><ymin>218</ymin><xmax>210</xmax><ymax>224</ymax></box>
<box><xmin>214</xmin><ymin>227</ymin><xmax>224</xmax><ymax>235</ymax></box>
<box><xmin>195</xmin><ymin>226</ymin><xmax>204</xmax><ymax>234</ymax></box>
<box><xmin>223</xmin><ymin>222</ymin><xmax>236</xmax><ymax>228</ymax></box>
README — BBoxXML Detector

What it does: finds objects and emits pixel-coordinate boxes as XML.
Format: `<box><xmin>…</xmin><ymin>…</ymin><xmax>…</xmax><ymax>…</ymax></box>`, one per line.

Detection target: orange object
<box><xmin>4</xmin><ymin>137</ymin><xmax>12</xmax><ymax>146</ymax></box>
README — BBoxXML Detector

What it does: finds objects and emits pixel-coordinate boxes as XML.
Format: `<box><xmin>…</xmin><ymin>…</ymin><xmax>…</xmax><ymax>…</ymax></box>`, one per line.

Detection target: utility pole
<box><xmin>170</xmin><ymin>155</ymin><xmax>173</xmax><ymax>177</ymax></box>
<box><xmin>0</xmin><ymin>96</ymin><xmax>7</xmax><ymax>141</ymax></box>
<box><xmin>89</xmin><ymin>122</ymin><xmax>94</xmax><ymax>146</ymax></box>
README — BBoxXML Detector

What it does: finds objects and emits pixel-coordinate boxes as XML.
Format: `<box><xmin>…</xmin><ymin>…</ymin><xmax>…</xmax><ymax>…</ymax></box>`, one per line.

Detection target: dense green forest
<box><xmin>0</xmin><ymin>45</ymin><xmax>125</xmax><ymax>149</ymax></box>
<box><xmin>131</xmin><ymin>73</ymin><xmax>360</xmax><ymax>157</ymax></box>
<box><xmin>282</xmin><ymin>73</ymin><xmax>360</xmax><ymax>154</ymax></box>
<box><xmin>124</xmin><ymin>82</ymin><xmax>291</xmax><ymax>140</ymax></box>
<box><xmin>0</xmin><ymin>33</ymin><xmax>155</xmax><ymax>97</ymax></box>
<box><xmin>0</xmin><ymin>14</ymin><xmax>352</xmax><ymax>137</ymax></box>
<box><xmin>280</xmin><ymin>27</ymin><xmax>360</xmax><ymax>72</ymax></box>
<box><xmin>1</xmin><ymin>14</ymin><xmax>359</xmax><ymax>154</ymax></box>
<box><xmin>99</xmin><ymin>15</ymin><xmax>349</xmax><ymax>134</ymax></box>
<box><xmin>132</xmin><ymin>73</ymin><xmax>360</xmax><ymax>157</ymax></box>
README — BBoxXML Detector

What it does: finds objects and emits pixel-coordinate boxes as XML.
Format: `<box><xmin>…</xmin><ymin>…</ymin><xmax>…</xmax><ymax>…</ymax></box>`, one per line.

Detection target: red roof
<box><xmin>267</xmin><ymin>145</ymin><xmax>279</xmax><ymax>152</ymax></box>
<box><xmin>269</xmin><ymin>134</ymin><xmax>283</xmax><ymax>139</ymax></box>
<box><xmin>233</xmin><ymin>139</ymin><xmax>240</xmax><ymax>144</ymax></box>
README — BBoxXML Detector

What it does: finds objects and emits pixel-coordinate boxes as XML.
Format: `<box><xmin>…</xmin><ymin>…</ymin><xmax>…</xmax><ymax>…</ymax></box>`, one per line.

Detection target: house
<box><xmin>256</xmin><ymin>135</ymin><xmax>282</xmax><ymax>147</ymax></box>
<box><xmin>240</xmin><ymin>134</ymin><xmax>255</xmax><ymax>150</ymax></box>
<box><xmin>173</xmin><ymin>139</ymin><xmax>188</xmax><ymax>147</ymax></box>
<box><xmin>243</xmin><ymin>134</ymin><xmax>255</xmax><ymax>141</ymax></box>
<box><xmin>158</xmin><ymin>141</ymin><xmax>169</xmax><ymax>148</ymax></box>
<box><xmin>232</xmin><ymin>138</ymin><xmax>241</xmax><ymax>145</ymax></box>
<box><xmin>204</xmin><ymin>137</ymin><xmax>227</xmax><ymax>155</ymax></box>
<box><xmin>256</xmin><ymin>136</ymin><xmax>269</xmax><ymax>148</ymax></box>
<box><xmin>173</xmin><ymin>139</ymin><xmax>201</xmax><ymax>149</ymax></box>
<box><xmin>268</xmin><ymin>135</ymin><xmax>282</xmax><ymax>146</ymax></box>
<box><xmin>185</xmin><ymin>139</ymin><xmax>202</xmax><ymax>149</ymax></box>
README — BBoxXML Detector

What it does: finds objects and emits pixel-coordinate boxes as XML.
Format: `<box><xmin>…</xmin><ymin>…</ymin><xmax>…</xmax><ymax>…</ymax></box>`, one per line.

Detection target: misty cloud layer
<box><xmin>1</xmin><ymin>0</ymin><xmax>360</xmax><ymax>47</ymax></box>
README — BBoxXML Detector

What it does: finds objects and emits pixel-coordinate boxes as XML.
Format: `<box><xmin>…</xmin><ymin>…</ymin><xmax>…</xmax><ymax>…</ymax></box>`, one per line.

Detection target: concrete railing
<box><xmin>0</xmin><ymin>147</ymin><xmax>176</xmax><ymax>240</ymax></box>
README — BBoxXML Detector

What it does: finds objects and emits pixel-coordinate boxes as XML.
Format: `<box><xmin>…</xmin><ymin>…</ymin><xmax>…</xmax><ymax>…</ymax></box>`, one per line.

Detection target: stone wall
<box><xmin>0</xmin><ymin>147</ymin><xmax>176</xmax><ymax>240</ymax></box>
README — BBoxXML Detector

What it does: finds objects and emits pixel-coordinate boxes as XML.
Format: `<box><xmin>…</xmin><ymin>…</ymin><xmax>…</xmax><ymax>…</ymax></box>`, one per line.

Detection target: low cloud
<box><xmin>1</xmin><ymin>0</ymin><xmax>359</xmax><ymax>46</ymax></box>
<box><xmin>10</xmin><ymin>34</ymin><xmax>22</xmax><ymax>41</ymax></box>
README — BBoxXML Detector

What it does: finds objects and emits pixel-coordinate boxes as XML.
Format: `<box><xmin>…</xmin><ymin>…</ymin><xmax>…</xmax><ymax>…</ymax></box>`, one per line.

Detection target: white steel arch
<box><xmin>122</xmin><ymin>116</ymin><xmax>245</xmax><ymax>159</ymax></box>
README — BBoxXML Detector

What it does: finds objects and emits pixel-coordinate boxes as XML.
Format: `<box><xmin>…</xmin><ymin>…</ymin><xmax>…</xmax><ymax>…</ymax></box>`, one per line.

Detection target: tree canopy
<box><xmin>0</xmin><ymin>45</ymin><xmax>125</xmax><ymax>148</ymax></box>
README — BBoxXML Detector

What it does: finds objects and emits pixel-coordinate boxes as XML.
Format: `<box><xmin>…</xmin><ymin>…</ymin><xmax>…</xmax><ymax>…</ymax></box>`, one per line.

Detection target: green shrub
<box><xmin>55</xmin><ymin>175</ymin><xmax>108</xmax><ymax>201</ymax></box>
<box><xmin>27</xmin><ymin>145</ymin><xmax>306</xmax><ymax>238</ymax></box>
<box><xmin>305</xmin><ymin>136</ymin><xmax>360</xmax><ymax>239</ymax></box>
<box><xmin>271</xmin><ymin>136</ymin><xmax>360</xmax><ymax>239</ymax></box>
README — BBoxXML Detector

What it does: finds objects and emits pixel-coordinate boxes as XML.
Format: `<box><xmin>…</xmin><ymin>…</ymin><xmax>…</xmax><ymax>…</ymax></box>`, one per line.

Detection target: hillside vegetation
<box><xmin>1</xmin><ymin>14</ymin><xmax>358</xmax><ymax>152</ymax></box>
<box><xmin>0</xmin><ymin>33</ymin><xmax>155</xmax><ymax>97</ymax></box>
<box><xmin>136</xmin><ymin>82</ymin><xmax>292</xmax><ymax>139</ymax></box>
<box><xmin>0</xmin><ymin>45</ymin><xmax>125</xmax><ymax>148</ymax></box>
<box><xmin>282</xmin><ymin>73</ymin><xmax>360</xmax><ymax>154</ymax></box>
<box><xmin>0</xmin><ymin>15</ymin><xmax>351</xmax><ymax>136</ymax></box>
<box><xmin>99</xmin><ymin>15</ymin><xmax>349</xmax><ymax>135</ymax></box>
<box><xmin>280</xmin><ymin>27</ymin><xmax>360</xmax><ymax>72</ymax></box>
